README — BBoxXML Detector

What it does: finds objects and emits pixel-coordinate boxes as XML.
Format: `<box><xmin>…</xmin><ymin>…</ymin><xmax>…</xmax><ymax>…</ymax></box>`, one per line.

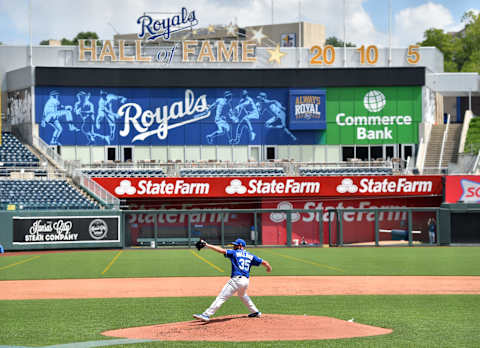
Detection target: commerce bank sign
<box><xmin>326</xmin><ymin>87</ymin><xmax>422</xmax><ymax>145</ymax></box>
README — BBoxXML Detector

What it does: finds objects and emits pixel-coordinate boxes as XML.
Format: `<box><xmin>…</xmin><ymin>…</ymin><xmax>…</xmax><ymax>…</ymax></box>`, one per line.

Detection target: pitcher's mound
<box><xmin>102</xmin><ymin>314</ymin><xmax>392</xmax><ymax>341</ymax></box>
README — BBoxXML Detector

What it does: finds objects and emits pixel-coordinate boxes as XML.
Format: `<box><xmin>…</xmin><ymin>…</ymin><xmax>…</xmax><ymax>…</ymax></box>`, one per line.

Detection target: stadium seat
<box><xmin>0</xmin><ymin>179</ymin><xmax>99</xmax><ymax>210</ymax></box>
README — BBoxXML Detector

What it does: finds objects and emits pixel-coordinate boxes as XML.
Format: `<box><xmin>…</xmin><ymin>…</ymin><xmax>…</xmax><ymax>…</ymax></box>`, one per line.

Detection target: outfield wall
<box><xmin>0</xmin><ymin>210</ymin><xmax>123</xmax><ymax>251</ymax></box>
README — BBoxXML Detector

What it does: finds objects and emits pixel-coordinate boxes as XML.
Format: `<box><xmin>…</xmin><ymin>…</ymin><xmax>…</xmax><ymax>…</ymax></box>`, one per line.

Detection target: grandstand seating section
<box><xmin>82</xmin><ymin>169</ymin><xmax>166</xmax><ymax>177</ymax></box>
<box><xmin>179</xmin><ymin>167</ymin><xmax>286</xmax><ymax>177</ymax></box>
<box><xmin>0</xmin><ymin>132</ymin><xmax>47</xmax><ymax>177</ymax></box>
<box><xmin>299</xmin><ymin>167</ymin><xmax>393</xmax><ymax>176</ymax></box>
<box><xmin>0</xmin><ymin>132</ymin><xmax>39</xmax><ymax>166</ymax></box>
<box><xmin>0</xmin><ymin>180</ymin><xmax>99</xmax><ymax>210</ymax></box>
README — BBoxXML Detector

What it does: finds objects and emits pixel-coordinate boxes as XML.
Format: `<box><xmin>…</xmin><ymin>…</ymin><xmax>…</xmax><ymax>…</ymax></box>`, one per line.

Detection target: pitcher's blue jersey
<box><xmin>225</xmin><ymin>249</ymin><xmax>262</xmax><ymax>278</ymax></box>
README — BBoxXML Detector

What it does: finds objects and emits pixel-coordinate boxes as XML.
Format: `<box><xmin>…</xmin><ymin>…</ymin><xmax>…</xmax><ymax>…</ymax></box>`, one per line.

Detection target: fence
<box><xmin>123</xmin><ymin>207</ymin><xmax>441</xmax><ymax>248</ymax></box>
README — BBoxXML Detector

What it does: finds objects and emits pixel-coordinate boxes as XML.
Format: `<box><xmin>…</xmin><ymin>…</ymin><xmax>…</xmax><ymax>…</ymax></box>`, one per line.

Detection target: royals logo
<box><xmin>295</xmin><ymin>95</ymin><xmax>322</xmax><ymax>120</ymax></box>
<box><xmin>118</xmin><ymin>89</ymin><xmax>210</xmax><ymax>142</ymax></box>
<box><xmin>137</xmin><ymin>7</ymin><xmax>198</xmax><ymax>41</ymax></box>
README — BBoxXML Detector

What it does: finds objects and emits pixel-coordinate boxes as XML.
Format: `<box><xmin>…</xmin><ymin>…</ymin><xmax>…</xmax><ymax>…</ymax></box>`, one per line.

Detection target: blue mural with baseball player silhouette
<box><xmin>35</xmin><ymin>87</ymin><xmax>326</xmax><ymax>146</ymax></box>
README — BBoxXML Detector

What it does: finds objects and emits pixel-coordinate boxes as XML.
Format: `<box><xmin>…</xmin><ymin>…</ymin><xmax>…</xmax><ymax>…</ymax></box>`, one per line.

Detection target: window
<box><xmin>123</xmin><ymin>147</ymin><xmax>133</xmax><ymax>162</ymax></box>
<box><xmin>356</xmin><ymin>146</ymin><xmax>368</xmax><ymax>161</ymax></box>
<box><xmin>342</xmin><ymin>147</ymin><xmax>354</xmax><ymax>161</ymax></box>
<box><xmin>403</xmin><ymin>145</ymin><xmax>413</xmax><ymax>160</ymax></box>
<box><xmin>371</xmin><ymin>146</ymin><xmax>383</xmax><ymax>160</ymax></box>
<box><xmin>107</xmin><ymin>147</ymin><xmax>117</xmax><ymax>161</ymax></box>
<box><xmin>266</xmin><ymin>146</ymin><xmax>276</xmax><ymax>160</ymax></box>
<box><xmin>386</xmin><ymin>145</ymin><xmax>394</xmax><ymax>159</ymax></box>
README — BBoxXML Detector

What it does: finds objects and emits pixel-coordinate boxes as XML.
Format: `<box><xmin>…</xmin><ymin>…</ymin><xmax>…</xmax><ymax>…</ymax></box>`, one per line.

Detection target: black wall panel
<box><xmin>35</xmin><ymin>67</ymin><xmax>425</xmax><ymax>88</ymax></box>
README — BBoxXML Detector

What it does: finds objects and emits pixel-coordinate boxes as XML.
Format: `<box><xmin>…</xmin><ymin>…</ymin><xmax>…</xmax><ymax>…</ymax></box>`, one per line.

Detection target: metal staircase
<box><xmin>423</xmin><ymin>124</ymin><xmax>462</xmax><ymax>174</ymax></box>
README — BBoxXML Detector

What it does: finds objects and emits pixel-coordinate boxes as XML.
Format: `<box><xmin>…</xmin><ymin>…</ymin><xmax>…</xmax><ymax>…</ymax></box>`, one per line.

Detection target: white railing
<box><xmin>74</xmin><ymin>170</ymin><xmax>120</xmax><ymax>209</ymax></box>
<box><xmin>32</xmin><ymin>135</ymin><xmax>66</xmax><ymax>171</ymax></box>
<box><xmin>30</xmin><ymin>135</ymin><xmax>120</xmax><ymax>209</ymax></box>
<box><xmin>458</xmin><ymin>110</ymin><xmax>474</xmax><ymax>153</ymax></box>
<box><xmin>416</xmin><ymin>138</ymin><xmax>427</xmax><ymax>174</ymax></box>
<box><xmin>472</xmin><ymin>150</ymin><xmax>480</xmax><ymax>174</ymax></box>
<box><xmin>416</xmin><ymin>122</ymin><xmax>433</xmax><ymax>174</ymax></box>
<box><xmin>438</xmin><ymin>114</ymin><xmax>451</xmax><ymax>171</ymax></box>
<box><xmin>81</xmin><ymin>160</ymin><xmax>395</xmax><ymax>177</ymax></box>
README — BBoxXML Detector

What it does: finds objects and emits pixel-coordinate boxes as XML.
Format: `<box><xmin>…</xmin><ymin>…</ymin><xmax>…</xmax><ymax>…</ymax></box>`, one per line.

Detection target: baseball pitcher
<box><xmin>193</xmin><ymin>238</ymin><xmax>272</xmax><ymax>322</ymax></box>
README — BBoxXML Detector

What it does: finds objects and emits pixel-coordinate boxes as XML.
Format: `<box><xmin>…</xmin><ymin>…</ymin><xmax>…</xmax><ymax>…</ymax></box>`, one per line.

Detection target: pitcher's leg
<box><xmin>237</xmin><ymin>279</ymin><xmax>259</xmax><ymax>314</ymax></box>
<box><xmin>203</xmin><ymin>279</ymin><xmax>238</xmax><ymax>317</ymax></box>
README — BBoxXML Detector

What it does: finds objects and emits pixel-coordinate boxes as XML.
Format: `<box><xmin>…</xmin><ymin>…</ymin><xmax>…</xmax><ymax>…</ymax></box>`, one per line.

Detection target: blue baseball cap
<box><xmin>232</xmin><ymin>238</ymin><xmax>246</xmax><ymax>247</ymax></box>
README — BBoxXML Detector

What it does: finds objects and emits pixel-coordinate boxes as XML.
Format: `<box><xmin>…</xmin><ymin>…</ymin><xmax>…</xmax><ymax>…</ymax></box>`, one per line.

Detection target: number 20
<box><xmin>310</xmin><ymin>45</ymin><xmax>335</xmax><ymax>65</ymax></box>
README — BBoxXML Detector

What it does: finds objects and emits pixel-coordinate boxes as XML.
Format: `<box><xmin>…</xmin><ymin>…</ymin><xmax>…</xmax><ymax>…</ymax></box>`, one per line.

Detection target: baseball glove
<box><xmin>195</xmin><ymin>239</ymin><xmax>207</xmax><ymax>251</ymax></box>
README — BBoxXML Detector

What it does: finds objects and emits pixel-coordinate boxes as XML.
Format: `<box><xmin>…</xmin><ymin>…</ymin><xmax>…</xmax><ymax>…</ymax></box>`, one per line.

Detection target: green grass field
<box><xmin>1</xmin><ymin>246</ymin><xmax>479</xmax><ymax>347</ymax></box>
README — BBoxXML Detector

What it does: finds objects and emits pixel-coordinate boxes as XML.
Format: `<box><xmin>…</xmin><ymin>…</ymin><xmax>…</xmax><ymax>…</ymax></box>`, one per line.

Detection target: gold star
<box><xmin>267</xmin><ymin>45</ymin><xmax>286</xmax><ymax>64</ymax></box>
<box><xmin>208</xmin><ymin>24</ymin><xmax>215</xmax><ymax>33</ymax></box>
<box><xmin>250</xmin><ymin>27</ymin><xmax>267</xmax><ymax>45</ymax></box>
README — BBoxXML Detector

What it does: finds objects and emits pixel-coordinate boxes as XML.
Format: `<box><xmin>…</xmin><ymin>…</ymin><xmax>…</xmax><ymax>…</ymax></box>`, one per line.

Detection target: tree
<box><xmin>61</xmin><ymin>38</ymin><xmax>74</xmax><ymax>46</ymax></box>
<box><xmin>325</xmin><ymin>36</ymin><xmax>356</xmax><ymax>47</ymax></box>
<box><xmin>72</xmin><ymin>32</ymin><xmax>99</xmax><ymax>45</ymax></box>
<box><xmin>458</xmin><ymin>11</ymin><xmax>480</xmax><ymax>72</ymax></box>
<box><xmin>39</xmin><ymin>31</ymin><xmax>100</xmax><ymax>46</ymax></box>
<box><xmin>418</xmin><ymin>10</ymin><xmax>480</xmax><ymax>73</ymax></box>
<box><xmin>418</xmin><ymin>28</ymin><xmax>458</xmax><ymax>71</ymax></box>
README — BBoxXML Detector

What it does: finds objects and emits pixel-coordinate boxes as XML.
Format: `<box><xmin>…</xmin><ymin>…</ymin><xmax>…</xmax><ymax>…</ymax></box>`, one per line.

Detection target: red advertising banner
<box><xmin>93</xmin><ymin>175</ymin><xmax>443</xmax><ymax>199</ymax></box>
<box><xmin>445</xmin><ymin>175</ymin><xmax>480</xmax><ymax>203</ymax></box>
<box><xmin>261</xmin><ymin>196</ymin><xmax>442</xmax><ymax>245</ymax></box>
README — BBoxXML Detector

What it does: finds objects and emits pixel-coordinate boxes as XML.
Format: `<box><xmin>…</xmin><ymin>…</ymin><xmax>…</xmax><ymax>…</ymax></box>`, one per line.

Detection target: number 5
<box><xmin>407</xmin><ymin>45</ymin><xmax>420</xmax><ymax>64</ymax></box>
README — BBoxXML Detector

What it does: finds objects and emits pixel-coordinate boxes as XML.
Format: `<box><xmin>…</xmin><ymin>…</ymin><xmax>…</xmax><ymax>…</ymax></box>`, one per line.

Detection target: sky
<box><xmin>0</xmin><ymin>0</ymin><xmax>478</xmax><ymax>47</ymax></box>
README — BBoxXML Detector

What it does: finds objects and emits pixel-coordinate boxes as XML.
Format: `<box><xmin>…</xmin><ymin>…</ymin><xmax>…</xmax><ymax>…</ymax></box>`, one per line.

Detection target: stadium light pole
<box><xmin>28</xmin><ymin>0</ymin><xmax>33</xmax><ymax>67</ymax></box>
<box><xmin>298</xmin><ymin>0</ymin><xmax>302</xmax><ymax>67</ymax></box>
<box><xmin>271</xmin><ymin>0</ymin><xmax>274</xmax><ymax>25</ymax></box>
<box><xmin>388</xmin><ymin>0</ymin><xmax>392</xmax><ymax>67</ymax></box>
<box><xmin>343</xmin><ymin>0</ymin><xmax>347</xmax><ymax>67</ymax></box>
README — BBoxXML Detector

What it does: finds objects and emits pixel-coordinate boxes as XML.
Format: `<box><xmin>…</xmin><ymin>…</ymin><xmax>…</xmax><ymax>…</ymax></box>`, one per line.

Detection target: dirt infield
<box><xmin>102</xmin><ymin>314</ymin><xmax>393</xmax><ymax>341</ymax></box>
<box><xmin>1</xmin><ymin>276</ymin><xmax>479</xmax><ymax>300</ymax></box>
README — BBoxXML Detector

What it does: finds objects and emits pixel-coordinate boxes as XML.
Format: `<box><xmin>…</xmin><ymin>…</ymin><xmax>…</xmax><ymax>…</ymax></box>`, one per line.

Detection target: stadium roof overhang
<box><xmin>426</xmin><ymin>72</ymin><xmax>480</xmax><ymax>96</ymax></box>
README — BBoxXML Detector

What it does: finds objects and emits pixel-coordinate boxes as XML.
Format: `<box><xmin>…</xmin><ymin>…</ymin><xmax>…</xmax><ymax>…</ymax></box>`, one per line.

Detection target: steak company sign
<box><xmin>93</xmin><ymin>176</ymin><xmax>443</xmax><ymax>198</ymax></box>
<box><xmin>13</xmin><ymin>216</ymin><xmax>120</xmax><ymax>245</ymax></box>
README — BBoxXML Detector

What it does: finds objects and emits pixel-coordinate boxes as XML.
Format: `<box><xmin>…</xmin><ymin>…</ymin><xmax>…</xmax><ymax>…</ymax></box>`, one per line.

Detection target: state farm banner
<box><xmin>13</xmin><ymin>216</ymin><xmax>120</xmax><ymax>245</ymax></box>
<box><xmin>93</xmin><ymin>176</ymin><xmax>443</xmax><ymax>199</ymax></box>
<box><xmin>445</xmin><ymin>175</ymin><xmax>480</xmax><ymax>203</ymax></box>
<box><xmin>261</xmin><ymin>196</ymin><xmax>442</xmax><ymax>245</ymax></box>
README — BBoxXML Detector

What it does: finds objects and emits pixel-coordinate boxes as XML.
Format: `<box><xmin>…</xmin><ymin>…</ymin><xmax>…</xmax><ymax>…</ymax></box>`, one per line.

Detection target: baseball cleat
<box><xmin>248</xmin><ymin>311</ymin><xmax>262</xmax><ymax>318</ymax></box>
<box><xmin>193</xmin><ymin>314</ymin><xmax>210</xmax><ymax>322</ymax></box>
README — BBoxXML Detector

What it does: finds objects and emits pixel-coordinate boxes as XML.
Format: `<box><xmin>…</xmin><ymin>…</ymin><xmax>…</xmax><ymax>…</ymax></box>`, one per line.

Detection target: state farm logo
<box><xmin>335</xmin><ymin>178</ymin><xmax>433</xmax><ymax>194</ymax></box>
<box><xmin>336</xmin><ymin>178</ymin><xmax>358</xmax><ymax>193</ymax></box>
<box><xmin>113</xmin><ymin>179</ymin><xmax>210</xmax><ymax>196</ymax></box>
<box><xmin>225</xmin><ymin>179</ymin><xmax>247</xmax><ymax>194</ymax></box>
<box><xmin>115</xmin><ymin>180</ymin><xmax>136</xmax><ymax>195</ymax></box>
<box><xmin>270</xmin><ymin>201</ymin><xmax>301</xmax><ymax>223</ymax></box>
<box><xmin>225</xmin><ymin>178</ymin><xmax>321</xmax><ymax>195</ymax></box>
<box><xmin>460</xmin><ymin>179</ymin><xmax>480</xmax><ymax>202</ymax></box>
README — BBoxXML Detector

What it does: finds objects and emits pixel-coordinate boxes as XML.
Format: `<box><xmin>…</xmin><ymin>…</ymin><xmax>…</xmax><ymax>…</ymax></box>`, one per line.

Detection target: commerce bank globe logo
<box><xmin>363</xmin><ymin>90</ymin><xmax>386</xmax><ymax>113</ymax></box>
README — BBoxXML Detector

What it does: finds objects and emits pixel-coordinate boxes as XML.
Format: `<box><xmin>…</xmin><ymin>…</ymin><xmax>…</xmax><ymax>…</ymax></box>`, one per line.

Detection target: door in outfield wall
<box><xmin>122</xmin><ymin>146</ymin><xmax>133</xmax><ymax>162</ymax></box>
<box><xmin>265</xmin><ymin>146</ymin><xmax>277</xmax><ymax>161</ymax></box>
<box><xmin>106</xmin><ymin>146</ymin><xmax>117</xmax><ymax>162</ymax></box>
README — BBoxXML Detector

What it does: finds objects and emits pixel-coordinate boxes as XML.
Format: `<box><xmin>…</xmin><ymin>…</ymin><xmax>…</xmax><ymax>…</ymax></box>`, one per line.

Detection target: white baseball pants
<box><xmin>203</xmin><ymin>276</ymin><xmax>259</xmax><ymax>317</ymax></box>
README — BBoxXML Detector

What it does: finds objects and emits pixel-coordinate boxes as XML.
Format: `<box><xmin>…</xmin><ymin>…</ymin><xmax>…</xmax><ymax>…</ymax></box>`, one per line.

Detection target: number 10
<box><xmin>357</xmin><ymin>45</ymin><xmax>378</xmax><ymax>65</ymax></box>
